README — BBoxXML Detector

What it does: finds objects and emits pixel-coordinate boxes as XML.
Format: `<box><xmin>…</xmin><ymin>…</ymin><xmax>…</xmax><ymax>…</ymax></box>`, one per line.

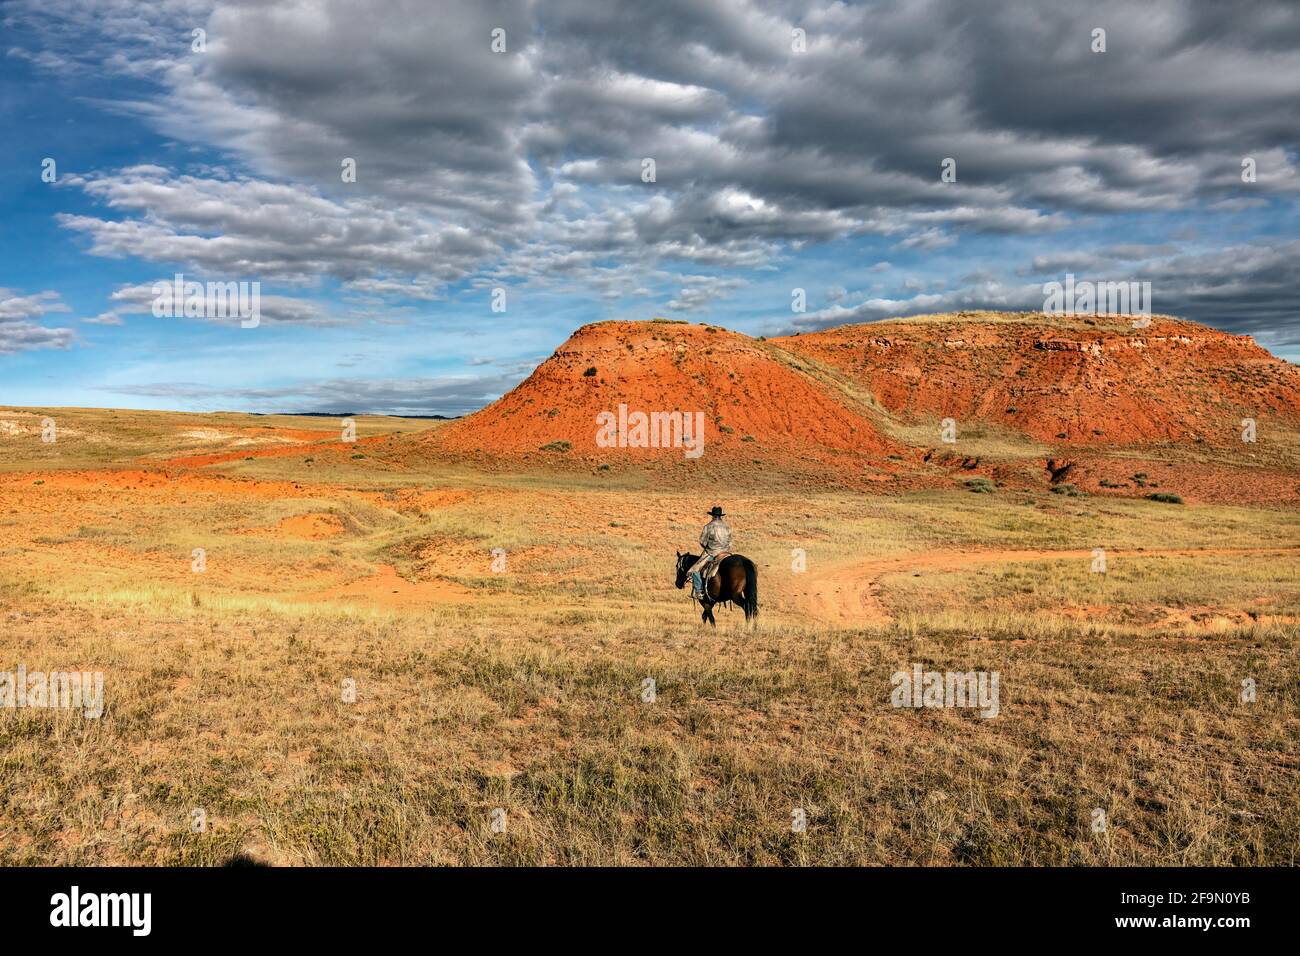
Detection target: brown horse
<box><xmin>675</xmin><ymin>552</ymin><xmax>758</xmax><ymax>626</ymax></box>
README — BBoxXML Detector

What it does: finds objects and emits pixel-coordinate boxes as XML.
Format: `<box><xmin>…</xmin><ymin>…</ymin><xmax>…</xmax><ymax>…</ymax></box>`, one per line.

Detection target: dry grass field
<box><xmin>1</xmin><ymin>406</ymin><xmax>1297</xmax><ymax>865</ymax></box>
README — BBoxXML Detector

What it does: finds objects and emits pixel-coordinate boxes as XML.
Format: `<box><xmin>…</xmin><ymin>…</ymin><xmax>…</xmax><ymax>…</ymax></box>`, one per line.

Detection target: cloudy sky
<box><xmin>2</xmin><ymin>0</ymin><xmax>1298</xmax><ymax>415</ymax></box>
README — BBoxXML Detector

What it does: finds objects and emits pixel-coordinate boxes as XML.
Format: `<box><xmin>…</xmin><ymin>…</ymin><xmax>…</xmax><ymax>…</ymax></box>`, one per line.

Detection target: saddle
<box><xmin>703</xmin><ymin>551</ymin><xmax>731</xmax><ymax>580</ymax></box>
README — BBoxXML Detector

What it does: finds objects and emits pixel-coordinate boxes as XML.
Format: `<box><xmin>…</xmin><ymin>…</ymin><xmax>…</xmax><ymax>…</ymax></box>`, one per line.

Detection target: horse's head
<box><xmin>674</xmin><ymin>551</ymin><xmax>693</xmax><ymax>589</ymax></box>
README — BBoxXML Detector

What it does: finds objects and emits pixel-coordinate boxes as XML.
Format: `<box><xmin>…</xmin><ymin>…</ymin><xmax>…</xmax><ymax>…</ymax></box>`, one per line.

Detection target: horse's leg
<box><xmin>727</xmin><ymin>568</ymin><xmax>746</xmax><ymax>620</ymax></box>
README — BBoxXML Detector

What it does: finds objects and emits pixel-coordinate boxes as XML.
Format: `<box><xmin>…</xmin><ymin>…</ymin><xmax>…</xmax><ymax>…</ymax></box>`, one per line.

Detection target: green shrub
<box><xmin>965</xmin><ymin>477</ymin><xmax>996</xmax><ymax>494</ymax></box>
<box><xmin>540</xmin><ymin>440</ymin><xmax>571</xmax><ymax>453</ymax></box>
<box><xmin>1146</xmin><ymin>492</ymin><xmax>1183</xmax><ymax>504</ymax></box>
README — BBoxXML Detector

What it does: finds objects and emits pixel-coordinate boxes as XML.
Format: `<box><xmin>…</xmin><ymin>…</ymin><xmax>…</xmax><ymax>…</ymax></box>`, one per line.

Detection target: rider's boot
<box><xmin>691</xmin><ymin>571</ymin><xmax>705</xmax><ymax>600</ymax></box>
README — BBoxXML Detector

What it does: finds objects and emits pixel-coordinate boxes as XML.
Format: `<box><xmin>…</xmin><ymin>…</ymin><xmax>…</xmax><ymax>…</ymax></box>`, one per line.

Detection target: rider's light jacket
<box><xmin>700</xmin><ymin>519</ymin><xmax>732</xmax><ymax>555</ymax></box>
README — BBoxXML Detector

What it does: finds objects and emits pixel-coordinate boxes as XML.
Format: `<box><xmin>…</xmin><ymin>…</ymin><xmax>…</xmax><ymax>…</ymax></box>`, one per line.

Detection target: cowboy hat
<box><xmin>707</xmin><ymin>506</ymin><xmax>725</xmax><ymax>518</ymax></box>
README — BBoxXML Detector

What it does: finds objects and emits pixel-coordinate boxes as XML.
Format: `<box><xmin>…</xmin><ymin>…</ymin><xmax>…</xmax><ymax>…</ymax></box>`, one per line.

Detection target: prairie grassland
<box><xmin>1</xmin><ymin>599</ymin><xmax>1294</xmax><ymax>866</ymax></box>
<box><xmin>0</xmin><ymin>407</ymin><xmax>1296</xmax><ymax>865</ymax></box>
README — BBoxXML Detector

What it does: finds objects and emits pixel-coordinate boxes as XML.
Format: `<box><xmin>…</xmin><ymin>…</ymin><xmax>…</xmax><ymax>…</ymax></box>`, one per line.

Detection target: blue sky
<box><xmin>2</xmin><ymin>0</ymin><xmax>1297</xmax><ymax>415</ymax></box>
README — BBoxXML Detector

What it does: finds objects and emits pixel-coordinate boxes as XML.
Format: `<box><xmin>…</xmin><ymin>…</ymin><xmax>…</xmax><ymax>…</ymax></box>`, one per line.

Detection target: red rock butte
<box><xmin>424</xmin><ymin>312</ymin><xmax>1300</xmax><ymax>467</ymax></box>
<box><xmin>433</xmin><ymin>318</ymin><xmax>901</xmax><ymax>461</ymax></box>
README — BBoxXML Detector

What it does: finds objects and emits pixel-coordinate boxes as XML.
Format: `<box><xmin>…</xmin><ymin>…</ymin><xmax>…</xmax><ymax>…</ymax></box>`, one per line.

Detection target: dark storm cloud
<box><xmin>186</xmin><ymin>0</ymin><xmax>540</xmax><ymax>225</ymax></box>
<box><xmin>963</xmin><ymin>1</ymin><xmax>1300</xmax><ymax>162</ymax></box>
<box><xmin>754</xmin><ymin>0</ymin><xmax>1300</xmax><ymax>214</ymax></box>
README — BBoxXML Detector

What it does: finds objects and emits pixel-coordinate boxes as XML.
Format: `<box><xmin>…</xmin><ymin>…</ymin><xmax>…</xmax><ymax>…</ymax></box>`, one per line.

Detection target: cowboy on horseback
<box><xmin>687</xmin><ymin>506</ymin><xmax>732</xmax><ymax>600</ymax></box>
<box><xmin>674</xmin><ymin>510</ymin><xmax>757</xmax><ymax>626</ymax></box>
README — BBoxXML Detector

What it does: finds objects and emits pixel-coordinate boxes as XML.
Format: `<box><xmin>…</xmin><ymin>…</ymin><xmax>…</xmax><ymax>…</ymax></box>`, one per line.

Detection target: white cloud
<box><xmin>0</xmin><ymin>290</ymin><xmax>75</xmax><ymax>355</ymax></box>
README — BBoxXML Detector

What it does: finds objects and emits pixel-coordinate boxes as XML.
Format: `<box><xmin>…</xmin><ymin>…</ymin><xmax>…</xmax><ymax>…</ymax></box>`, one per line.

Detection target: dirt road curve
<box><xmin>792</xmin><ymin>546</ymin><xmax>1298</xmax><ymax>626</ymax></box>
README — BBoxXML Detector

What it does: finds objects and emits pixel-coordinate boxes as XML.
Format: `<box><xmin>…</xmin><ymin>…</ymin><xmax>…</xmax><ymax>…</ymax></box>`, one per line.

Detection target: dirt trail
<box><xmin>793</xmin><ymin>546</ymin><xmax>1299</xmax><ymax>625</ymax></box>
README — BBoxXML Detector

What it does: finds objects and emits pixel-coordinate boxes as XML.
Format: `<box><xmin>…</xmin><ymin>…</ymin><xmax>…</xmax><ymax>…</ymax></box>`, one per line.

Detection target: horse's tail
<box><xmin>743</xmin><ymin>559</ymin><xmax>758</xmax><ymax>620</ymax></box>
